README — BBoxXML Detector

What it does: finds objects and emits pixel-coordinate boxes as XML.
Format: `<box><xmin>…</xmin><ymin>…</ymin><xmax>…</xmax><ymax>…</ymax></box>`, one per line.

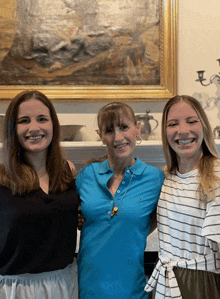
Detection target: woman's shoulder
<box><xmin>0</xmin><ymin>182</ymin><xmax>17</xmax><ymax>201</ymax></box>
<box><xmin>137</xmin><ymin>158</ymin><xmax>164</xmax><ymax>174</ymax></box>
<box><xmin>77</xmin><ymin>161</ymin><xmax>104</xmax><ymax>178</ymax></box>
<box><xmin>136</xmin><ymin>158</ymin><xmax>165</xmax><ymax>182</ymax></box>
<box><xmin>76</xmin><ymin>162</ymin><xmax>96</xmax><ymax>184</ymax></box>
<box><xmin>66</xmin><ymin>160</ymin><xmax>77</xmax><ymax>176</ymax></box>
<box><xmin>75</xmin><ymin>162</ymin><xmax>102</xmax><ymax>193</ymax></box>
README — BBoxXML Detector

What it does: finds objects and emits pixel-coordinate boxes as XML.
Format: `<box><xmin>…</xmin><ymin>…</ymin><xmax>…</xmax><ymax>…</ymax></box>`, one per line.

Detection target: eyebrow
<box><xmin>17</xmin><ymin>116</ymin><xmax>28</xmax><ymax>120</ymax></box>
<box><xmin>167</xmin><ymin>116</ymin><xmax>199</xmax><ymax>121</ymax></box>
<box><xmin>17</xmin><ymin>114</ymin><xmax>49</xmax><ymax>120</ymax></box>
<box><xmin>38</xmin><ymin>114</ymin><xmax>49</xmax><ymax>117</ymax></box>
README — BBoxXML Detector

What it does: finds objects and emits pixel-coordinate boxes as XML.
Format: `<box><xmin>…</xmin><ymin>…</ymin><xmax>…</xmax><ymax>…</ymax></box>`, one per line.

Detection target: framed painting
<box><xmin>0</xmin><ymin>0</ymin><xmax>177</xmax><ymax>100</ymax></box>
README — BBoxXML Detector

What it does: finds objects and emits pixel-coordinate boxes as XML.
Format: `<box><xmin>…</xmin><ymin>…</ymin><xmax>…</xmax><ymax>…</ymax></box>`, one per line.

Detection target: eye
<box><xmin>188</xmin><ymin>119</ymin><xmax>198</xmax><ymax>124</ymax></box>
<box><xmin>17</xmin><ymin>118</ymin><xmax>30</xmax><ymax>124</ymax></box>
<box><xmin>120</xmin><ymin>124</ymin><xmax>129</xmax><ymax>131</ymax></box>
<box><xmin>104</xmin><ymin>127</ymin><xmax>114</xmax><ymax>134</ymax></box>
<box><xmin>167</xmin><ymin>122</ymin><xmax>177</xmax><ymax>127</ymax></box>
<box><xmin>38</xmin><ymin>116</ymin><xmax>49</xmax><ymax>122</ymax></box>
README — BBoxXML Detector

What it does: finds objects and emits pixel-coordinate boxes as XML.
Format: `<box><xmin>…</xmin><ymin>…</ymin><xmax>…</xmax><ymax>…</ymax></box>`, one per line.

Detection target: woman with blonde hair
<box><xmin>145</xmin><ymin>95</ymin><xmax>220</xmax><ymax>298</ymax></box>
<box><xmin>76</xmin><ymin>102</ymin><xmax>164</xmax><ymax>298</ymax></box>
<box><xmin>0</xmin><ymin>90</ymin><xmax>78</xmax><ymax>299</ymax></box>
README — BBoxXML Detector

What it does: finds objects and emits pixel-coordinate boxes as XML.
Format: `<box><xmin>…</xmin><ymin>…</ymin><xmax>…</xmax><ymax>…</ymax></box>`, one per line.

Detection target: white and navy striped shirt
<box><xmin>145</xmin><ymin>168</ymin><xmax>220</xmax><ymax>298</ymax></box>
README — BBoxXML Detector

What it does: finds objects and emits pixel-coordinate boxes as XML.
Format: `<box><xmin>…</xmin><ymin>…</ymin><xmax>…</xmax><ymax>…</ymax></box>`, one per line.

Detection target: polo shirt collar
<box><xmin>98</xmin><ymin>157</ymin><xmax>146</xmax><ymax>176</ymax></box>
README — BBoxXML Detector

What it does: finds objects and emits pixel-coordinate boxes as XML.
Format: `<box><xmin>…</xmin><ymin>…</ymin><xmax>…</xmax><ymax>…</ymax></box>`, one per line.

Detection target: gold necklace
<box><xmin>111</xmin><ymin>163</ymin><xmax>136</xmax><ymax>217</ymax></box>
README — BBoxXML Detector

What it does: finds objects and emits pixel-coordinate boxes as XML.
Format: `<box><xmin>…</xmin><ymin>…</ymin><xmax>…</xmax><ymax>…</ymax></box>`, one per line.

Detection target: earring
<box><xmin>136</xmin><ymin>136</ymin><xmax>142</xmax><ymax>145</ymax></box>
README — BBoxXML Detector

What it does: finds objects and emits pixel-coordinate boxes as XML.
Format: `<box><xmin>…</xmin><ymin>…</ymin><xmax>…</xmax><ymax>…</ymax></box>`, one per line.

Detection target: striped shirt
<box><xmin>145</xmin><ymin>168</ymin><xmax>220</xmax><ymax>298</ymax></box>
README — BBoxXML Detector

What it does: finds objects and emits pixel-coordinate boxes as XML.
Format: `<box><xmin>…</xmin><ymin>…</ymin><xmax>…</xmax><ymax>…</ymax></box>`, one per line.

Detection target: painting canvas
<box><xmin>0</xmin><ymin>0</ymin><xmax>177</xmax><ymax>100</ymax></box>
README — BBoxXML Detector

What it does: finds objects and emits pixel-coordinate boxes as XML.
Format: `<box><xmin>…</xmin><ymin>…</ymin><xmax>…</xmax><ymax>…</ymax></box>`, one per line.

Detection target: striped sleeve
<box><xmin>202</xmin><ymin>196</ymin><xmax>220</xmax><ymax>244</ymax></box>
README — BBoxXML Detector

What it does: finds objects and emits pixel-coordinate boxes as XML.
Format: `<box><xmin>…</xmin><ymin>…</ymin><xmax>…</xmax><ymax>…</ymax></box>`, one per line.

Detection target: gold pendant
<box><xmin>111</xmin><ymin>206</ymin><xmax>118</xmax><ymax>216</ymax></box>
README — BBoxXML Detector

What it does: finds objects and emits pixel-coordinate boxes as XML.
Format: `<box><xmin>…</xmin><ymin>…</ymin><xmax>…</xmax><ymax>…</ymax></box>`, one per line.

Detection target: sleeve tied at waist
<box><xmin>145</xmin><ymin>253</ymin><xmax>217</xmax><ymax>299</ymax></box>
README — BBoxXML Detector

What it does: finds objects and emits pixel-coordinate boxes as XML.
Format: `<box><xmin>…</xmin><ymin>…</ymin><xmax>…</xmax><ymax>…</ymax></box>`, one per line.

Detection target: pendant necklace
<box><xmin>111</xmin><ymin>163</ymin><xmax>136</xmax><ymax>217</ymax></box>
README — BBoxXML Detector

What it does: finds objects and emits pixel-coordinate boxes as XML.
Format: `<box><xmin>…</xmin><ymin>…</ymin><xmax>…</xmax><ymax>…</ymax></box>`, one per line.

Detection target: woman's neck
<box><xmin>108</xmin><ymin>156</ymin><xmax>135</xmax><ymax>176</ymax></box>
<box><xmin>25</xmin><ymin>151</ymin><xmax>49</xmax><ymax>193</ymax></box>
<box><xmin>107</xmin><ymin>156</ymin><xmax>136</xmax><ymax>196</ymax></box>
<box><xmin>177</xmin><ymin>154</ymin><xmax>202</xmax><ymax>174</ymax></box>
<box><xmin>25</xmin><ymin>151</ymin><xmax>47</xmax><ymax>176</ymax></box>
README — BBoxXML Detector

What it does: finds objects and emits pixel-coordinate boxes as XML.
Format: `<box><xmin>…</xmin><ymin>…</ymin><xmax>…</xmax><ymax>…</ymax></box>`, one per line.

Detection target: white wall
<box><xmin>178</xmin><ymin>0</ymin><xmax>220</xmax><ymax>133</ymax></box>
<box><xmin>178</xmin><ymin>0</ymin><xmax>220</xmax><ymax>97</ymax></box>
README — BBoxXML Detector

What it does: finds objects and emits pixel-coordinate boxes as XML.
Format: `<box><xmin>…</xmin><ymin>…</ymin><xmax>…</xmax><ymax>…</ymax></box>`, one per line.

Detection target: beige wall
<box><xmin>178</xmin><ymin>0</ymin><xmax>220</xmax><ymax>97</ymax></box>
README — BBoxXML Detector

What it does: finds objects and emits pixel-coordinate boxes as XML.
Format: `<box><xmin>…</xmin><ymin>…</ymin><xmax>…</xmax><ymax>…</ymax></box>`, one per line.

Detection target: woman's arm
<box><xmin>149</xmin><ymin>208</ymin><xmax>157</xmax><ymax>235</ymax></box>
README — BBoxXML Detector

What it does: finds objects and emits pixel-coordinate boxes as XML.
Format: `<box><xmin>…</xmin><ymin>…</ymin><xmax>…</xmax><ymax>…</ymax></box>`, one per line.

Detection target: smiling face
<box><xmin>166</xmin><ymin>101</ymin><xmax>204</xmax><ymax>165</ymax></box>
<box><xmin>16</xmin><ymin>99</ymin><xmax>53</xmax><ymax>155</ymax></box>
<box><xmin>100</xmin><ymin>115</ymin><xmax>141</xmax><ymax>164</ymax></box>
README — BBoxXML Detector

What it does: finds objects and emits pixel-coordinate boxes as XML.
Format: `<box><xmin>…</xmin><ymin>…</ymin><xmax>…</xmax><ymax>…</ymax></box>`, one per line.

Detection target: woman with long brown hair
<box><xmin>145</xmin><ymin>95</ymin><xmax>220</xmax><ymax>299</ymax></box>
<box><xmin>0</xmin><ymin>90</ymin><xmax>78</xmax><ymax>298</ymax></box>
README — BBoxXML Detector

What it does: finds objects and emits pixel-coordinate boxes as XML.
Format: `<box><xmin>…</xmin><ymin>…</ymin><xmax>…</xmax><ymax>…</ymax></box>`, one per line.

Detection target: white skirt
<box><xmin>0</xmin><ymin>260</ymin><xmax>78</xmax><ymax>299</ymax></box>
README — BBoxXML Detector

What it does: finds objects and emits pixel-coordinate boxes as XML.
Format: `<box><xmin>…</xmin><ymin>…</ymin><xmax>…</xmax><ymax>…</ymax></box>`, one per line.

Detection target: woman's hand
<box><xmin>78</xmin><ymin>206</ymin><xmax>85</xmax><ymax>231</ymax></box>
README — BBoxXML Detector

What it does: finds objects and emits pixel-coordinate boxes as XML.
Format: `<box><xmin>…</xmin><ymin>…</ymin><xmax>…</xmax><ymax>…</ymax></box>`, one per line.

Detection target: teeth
<box><xmin>177</xmin><ymin>139</ymin><xmax>194</xmax><ymax>145</ymax></box>
<box><xmin>28</xmin><ymin>136</ymin><xmax>42</xmax><ymax>140</ymax></box>
<box><xmin>115</xmin><ymin>144</ymin><xmax>127</xmax><ymax>148</ymax></box>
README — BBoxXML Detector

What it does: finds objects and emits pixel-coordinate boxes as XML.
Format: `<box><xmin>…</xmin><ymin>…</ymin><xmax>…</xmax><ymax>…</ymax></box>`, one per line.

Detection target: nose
<box><xmin>114</xmin><ymin>127</ymin><xmax>124</xmax><ymax>141</ymax></box>
<box><xmin>177</xmin><ymin>122</ymin><xmax>189</xmax><ymax>134</ymax></box>
<box><xmin>28</xmin><ymin>120</ymin><xmax>40</xmax><ymax>132</ymax></box>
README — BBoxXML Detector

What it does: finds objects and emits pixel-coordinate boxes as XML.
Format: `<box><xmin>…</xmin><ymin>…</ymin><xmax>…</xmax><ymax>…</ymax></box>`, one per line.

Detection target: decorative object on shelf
<box><xmin>136</xmin><ymin>109</ymin><xmax>158</xmax><ymax>140</ymax></box>
<box><xmin>60</xmin><ymin>125</ymin><xmax>85</xmax><ymax>141</ymax></box>
<box><xmin>213</xmin><ymin>126</ymin><xmax>220</xmax><ymax>139</ymax></box>
<box><xmin>196</xmin><ymin>59</ymin><xmax>220</xmax><ymax>86</ymax></box>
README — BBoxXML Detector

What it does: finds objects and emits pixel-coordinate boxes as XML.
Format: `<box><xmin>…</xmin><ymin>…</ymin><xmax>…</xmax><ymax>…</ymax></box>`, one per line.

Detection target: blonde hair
<box><xmin>162</xmin><ymin>95</ymin><xmax>220</xmax><ymax>201</ymax></box>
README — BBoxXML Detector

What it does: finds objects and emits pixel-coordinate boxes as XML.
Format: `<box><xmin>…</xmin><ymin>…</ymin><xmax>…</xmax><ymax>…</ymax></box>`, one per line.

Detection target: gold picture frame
<box><xmin>0</xmin><ymin>0</ymin><xmax>177</xmax><ymax>101</ymax></box>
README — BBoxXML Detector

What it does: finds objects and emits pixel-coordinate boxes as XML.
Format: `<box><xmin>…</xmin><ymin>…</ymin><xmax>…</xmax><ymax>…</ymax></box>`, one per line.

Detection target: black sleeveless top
<box><xmin>0</xmin><ymin>182</ymin><xmax>78</xmax><ymax>275</ymax></box>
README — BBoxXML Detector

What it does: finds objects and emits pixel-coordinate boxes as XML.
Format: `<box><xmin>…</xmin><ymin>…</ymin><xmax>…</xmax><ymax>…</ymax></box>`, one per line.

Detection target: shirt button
<box><xmin>111</xmin><ymin>200</ymin><xmax>113</xmax><ymax>203</ymax></box>
<box><xmin>117</xmin><ymin>190</ymin><xmax>120</xmax><ymax>193</ymax></box>
<box><xmin>108</xmin><ymin>211</ymin><xmax>111</xmax><ymax>214</ymax></box>
<box><xmin>127</xmin><ymin>170</ymin><xmax>130</xmax><ymax>173</ymax></box>
<box><xmin>122</xmin><ymin>181</ymin><xmax>125</xmax><ymax>184</ymax></box>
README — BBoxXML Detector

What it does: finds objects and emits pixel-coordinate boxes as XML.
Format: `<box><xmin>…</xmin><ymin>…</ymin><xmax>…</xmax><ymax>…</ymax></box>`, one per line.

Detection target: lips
<box><xmin>114</xmin><ymin>143</ymin><xmax>128</xmax><ymax>149</ymax></box>
<box><xmin>175</xmin><ymin>138</ymin><xmax>194</xmax><ymax>145</ymax></box>
<box><xmin>26</xmin><ymin>135</ymin><xmax>44</xmax><ymax>140</ymax></box>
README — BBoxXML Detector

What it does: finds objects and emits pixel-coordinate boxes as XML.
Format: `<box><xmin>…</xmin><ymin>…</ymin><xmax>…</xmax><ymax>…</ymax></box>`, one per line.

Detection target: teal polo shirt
<box><xmin>76</xmin><ymin>158</ymin><xmax>164</xmax><ymax>299</ymax></box>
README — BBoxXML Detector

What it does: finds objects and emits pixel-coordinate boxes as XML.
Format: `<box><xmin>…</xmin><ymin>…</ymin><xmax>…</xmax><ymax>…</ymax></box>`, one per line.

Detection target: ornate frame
<box><xmin>0</xmin><ymin>0</ymin><xmax>177</xmax><ymax>101</ymax></box>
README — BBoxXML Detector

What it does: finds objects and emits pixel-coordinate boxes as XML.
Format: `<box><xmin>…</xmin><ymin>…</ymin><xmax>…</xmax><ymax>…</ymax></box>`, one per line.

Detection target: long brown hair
<box><xmin>162</xmin><ymin>95</ymin><xmax>220</xmax><ymax>200</ymax></box>
<box><xmin>0</xmin><ymin>90</ymin><xmax>75</xmax><ymax>194</ymax></box>
<box><xmin>85</xmin><ymin>102</ymin><xmax>137</xmax><ymax>165</ymax></box>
